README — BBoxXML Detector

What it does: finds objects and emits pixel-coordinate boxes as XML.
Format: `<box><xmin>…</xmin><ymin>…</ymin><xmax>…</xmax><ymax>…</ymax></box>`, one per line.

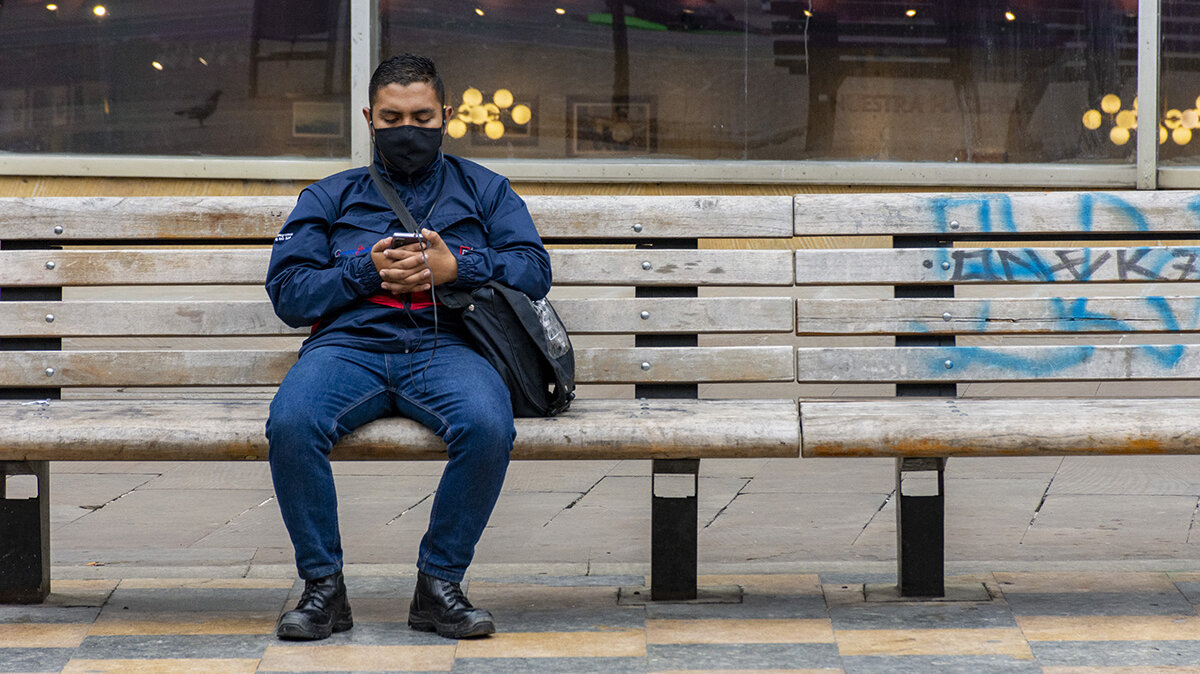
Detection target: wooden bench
<box><xmin>793</xmin><ymin>190</ymin><xmax>1200</xmax><ymax>597</ymax></box>
<box><xmin>0</xmin><ymin>195</ymin><xmax>800</xmax><ymax>603</ymax></box>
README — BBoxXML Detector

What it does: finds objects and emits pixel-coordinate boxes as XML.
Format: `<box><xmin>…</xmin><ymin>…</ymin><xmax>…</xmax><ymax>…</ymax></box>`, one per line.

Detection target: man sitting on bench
<box><xmin>264</xmin><ymin>53</ymin><xmax>551</xmax><ymax>641</ymax></box>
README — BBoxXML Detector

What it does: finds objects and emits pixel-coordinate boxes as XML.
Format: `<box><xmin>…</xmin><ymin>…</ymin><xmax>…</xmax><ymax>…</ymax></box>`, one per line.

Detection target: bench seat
<box><xmin>1</xmin><ymin>398</ymin><xmax>800</xmax><ymax>462</ymax></box>
<box><xmin>801</xmin><ymin>397</ymin><xmax>1200</xmax><ymax>458</ymax></box>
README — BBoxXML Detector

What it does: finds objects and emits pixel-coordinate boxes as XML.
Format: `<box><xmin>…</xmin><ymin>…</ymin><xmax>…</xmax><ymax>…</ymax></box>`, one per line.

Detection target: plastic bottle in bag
<box><xmin>532</xmin><ymin>298</ymin><xmax>571</xmax><ymax>358</ymax></box>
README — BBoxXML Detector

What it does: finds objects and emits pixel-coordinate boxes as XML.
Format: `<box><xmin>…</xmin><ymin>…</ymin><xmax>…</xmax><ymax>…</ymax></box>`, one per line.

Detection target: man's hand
<box><xmin>370</xmin><ymin>229</ymin><xmax>459</xmax><ymax>296</ymax></box>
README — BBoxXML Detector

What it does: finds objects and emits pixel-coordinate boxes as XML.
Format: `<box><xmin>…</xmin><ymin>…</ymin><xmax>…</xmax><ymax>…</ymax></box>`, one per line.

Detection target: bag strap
<box><xmin>369</xmin><ymin>161</ymin><xmax>475</xmax><ymax>308</ymax></box>
<box><xmin>368</xmin><ymin>162</ymin><xmax>420</xmax><ymax>233</ymax></box>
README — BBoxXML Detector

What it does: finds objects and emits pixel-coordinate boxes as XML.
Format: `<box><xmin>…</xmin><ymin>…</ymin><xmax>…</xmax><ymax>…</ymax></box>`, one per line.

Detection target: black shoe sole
<box><xmin>275</xmin><ymin>612</ymin><xmax>354</xmax><ymax>640</ymax></box>
<box><xmin>408</xmin><ymin>613</ymin><xmax>495</xmax><ymax>639</ymax></box>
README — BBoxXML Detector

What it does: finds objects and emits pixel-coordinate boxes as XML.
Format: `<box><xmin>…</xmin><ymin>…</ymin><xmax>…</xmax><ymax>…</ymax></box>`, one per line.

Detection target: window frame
<box><xmin>0</xmin><ymin>0</ymin><xmax>1184</xmax><ymax>188</ymax></box>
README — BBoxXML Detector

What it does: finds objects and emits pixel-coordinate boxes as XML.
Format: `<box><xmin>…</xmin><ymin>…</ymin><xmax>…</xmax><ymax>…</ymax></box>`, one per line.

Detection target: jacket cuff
<box><xmin>350</xmin><ymin>253</ymin><xmax>384</xmax><ymax>294</ymax></box>
<box><xmin>447</xmin><ymin>249</ymin><xmax>484</xmax><ymax>289</ymax></box>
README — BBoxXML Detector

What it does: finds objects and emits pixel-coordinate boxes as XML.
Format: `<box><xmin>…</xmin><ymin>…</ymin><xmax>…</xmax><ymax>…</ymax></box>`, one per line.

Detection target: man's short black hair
<box><xmin>369</xmin><ymin>53</ymin><xmax>445</xmax><ymax>109</ymax></box>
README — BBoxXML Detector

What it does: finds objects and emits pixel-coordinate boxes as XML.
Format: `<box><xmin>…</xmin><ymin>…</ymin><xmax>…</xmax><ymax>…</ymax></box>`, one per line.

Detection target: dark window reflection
<box><xmin>1159</xmin><ymin>0</ymin><xmax>1200</xmax><ymax>165</ymax></box>
<box><xmin>0</xmin><ymin>0</ymin><xmax>350</xmax><ymax>157</ymax></box>
<box><xmin>384</xmin><ymin>1</ymin><xmax>1137</xmax><ymax>163</ymax></box>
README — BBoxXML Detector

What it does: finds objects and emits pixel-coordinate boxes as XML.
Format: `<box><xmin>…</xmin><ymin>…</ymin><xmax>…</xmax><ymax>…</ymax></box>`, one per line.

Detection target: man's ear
<box><xmin>362</xmin><ymin>106</ymin><xmax>373</xmax><ymax>124</ymax></box>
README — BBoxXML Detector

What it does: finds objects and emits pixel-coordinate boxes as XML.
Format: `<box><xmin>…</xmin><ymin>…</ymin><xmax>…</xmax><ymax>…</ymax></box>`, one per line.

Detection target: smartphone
<box><xmin>390</xmin><ymin>232</ymin><xmax>426</xmax><ymax>249</ymax></box>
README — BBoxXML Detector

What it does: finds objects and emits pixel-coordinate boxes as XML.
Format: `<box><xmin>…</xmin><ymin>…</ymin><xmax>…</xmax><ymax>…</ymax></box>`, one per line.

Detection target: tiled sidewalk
<box><xmin>5</xmin><ymin>571</ymin><xmax>1200</xmax><ymax>673</ymax></box>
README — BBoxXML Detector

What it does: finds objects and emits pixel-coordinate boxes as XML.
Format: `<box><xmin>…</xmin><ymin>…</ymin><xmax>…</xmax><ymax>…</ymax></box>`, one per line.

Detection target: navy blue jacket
<box><xmin>266</xmin><ymin>153</ymin><xmax>552</xmax><ymax>357</ymax></box>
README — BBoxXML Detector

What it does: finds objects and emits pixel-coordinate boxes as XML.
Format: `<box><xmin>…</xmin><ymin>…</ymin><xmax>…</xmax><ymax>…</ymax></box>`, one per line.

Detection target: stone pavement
<box><xmin>4</xmin><ymin>455</ymin><xmax>1200</xmax><ymax>672</ymax></box>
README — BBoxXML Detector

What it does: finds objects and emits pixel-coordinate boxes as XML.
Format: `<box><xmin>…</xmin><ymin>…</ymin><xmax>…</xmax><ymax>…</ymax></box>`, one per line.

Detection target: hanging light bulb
<box><xmin>462</xmin><ymin>88</ymin><xmax>483</xmax><ymax>107</ymax></box>
<box><xmin>447</xmin><ymin>118</ymin><xmax>468</xmax><ymax>139</ymax></box>
<box><xmin>1109</xmin><ymin>127</ymin><xmax>1130</xmax><ymax>145</ymax></box>
<box><xmin>1101</xmin><ymin>94</ymin><xmax>1121</xmax><ymax>115</ymax></box>
<box><xmin>511</xmin><ymin>105</ymin><xmax>532</xmax><ymax>125</ymax></box>
<box><xmin>1082</xmin><ymin>109</ymin><xmax>1102</xmax><ymax>130</ymax></box>
<box><xmin>484</xmin><ymin>120</ymin><xmax>505</xmax><ymax>140</ymax></box>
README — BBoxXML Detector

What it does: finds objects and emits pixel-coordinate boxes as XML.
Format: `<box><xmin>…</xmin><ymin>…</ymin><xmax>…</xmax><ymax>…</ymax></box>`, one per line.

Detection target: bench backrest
<box><xmin>793</xmin><ymin>191</ymin><xmax>1200</xmax><ymax>393</ymax></box>
<box><xmin>0</xmin><ymin>195</ymin><xmax>796</xmax><ymax>397</ymax></box>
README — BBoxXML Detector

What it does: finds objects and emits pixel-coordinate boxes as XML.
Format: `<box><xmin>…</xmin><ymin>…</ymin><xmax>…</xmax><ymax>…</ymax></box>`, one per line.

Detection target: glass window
<box><xmin>1159</xmin><ymin>0</ymin><xmax>1200</xmax><ymax>165</ymax></box>
<box><xmin>381</xmin><ymin>1</ymin><xmax>1136</xmax><ymax>164</ymax></box>
<box><xmin>0</xmin><ymin>0</ymin><xmax>351</xmax><ymax>157</ymax></box>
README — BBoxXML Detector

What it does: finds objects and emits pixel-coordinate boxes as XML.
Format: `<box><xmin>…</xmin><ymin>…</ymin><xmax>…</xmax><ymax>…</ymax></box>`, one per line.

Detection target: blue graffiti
<box><xmin>1139</xmin><ymin>343</ymin><xmax>1187</xmax><ymax>369</ymax></box>
<box><xmin>1079</xmin><ymin>193</ymin><xmax>1151</xmax><ymax>233</ymax></box>
<box><xmin>931</xmin><ymin>195</ymin><xmax>1018</xmax><ymax>234</ymax></box>
<box><xmin>928</xmin><ymin>345</ymin><xmax>1095</xmax><ymax>377</ymax></box>
<box><xmin>1049</xmin><ymin>297</ymin><xmax>1132</xmax><ymax>332</ymax></box>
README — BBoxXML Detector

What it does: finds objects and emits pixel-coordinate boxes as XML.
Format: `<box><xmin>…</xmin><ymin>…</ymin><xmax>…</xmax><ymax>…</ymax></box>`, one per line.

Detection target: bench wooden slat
<box><xmin>0</xmin><ymin>346</ymin><xmax>794</xmax><ymax>387</ymax></box>
<box><xmin>796</xmin><ymin>296</ymin><xmax>1200</xmax><ymax>335</ymax></box>
<box><xmin>0</xmin><ymin>195</ymin><xmax>793</xmax><ymax>241</ymax></box>
<box><xmin>0</xmin><ymin>297</ymin><xmax>796</xmax><ymax>338</ymax></box>
<box><xmin>795</xmin><ymin>247</ymin><xmax>1200</xmax><ymax>285</ymax></box>
<box><xmin>795</xmin><ymin>191</ymin><xmax>1200</xmax><ymax>236</ymax></box>
<box><xmin>0</xmin><ymin>398</ymin><xmax>800</xmax><ymax>461</ymax></box>
<box><xmin>796</xmin><ymin>345</ymin><xmax>1200</xmax><ymax>382</ymax></box>
<box><xmin>800</xmin><ymin>398</ymin><xmax>1200</xmax><ymax>457</ymax></box>
<box><xmin>0</xmin><ymin>249</ymin><xmax>794</xmax><ymax>287</ymax></box>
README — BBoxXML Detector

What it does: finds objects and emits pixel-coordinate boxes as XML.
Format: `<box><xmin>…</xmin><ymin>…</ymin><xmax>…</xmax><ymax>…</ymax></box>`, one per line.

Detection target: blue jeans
<box><xmin>266</xmin><ymin>343</ymin><xmax>514</xmax><ymax>583</ymax></box>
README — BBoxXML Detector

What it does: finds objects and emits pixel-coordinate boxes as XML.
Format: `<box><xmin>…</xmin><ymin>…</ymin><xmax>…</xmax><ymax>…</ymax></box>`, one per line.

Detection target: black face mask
<box><xmin>373</xmin><ymin>123</ymin><xmax>443</xmax><ymax>177</ymax></box>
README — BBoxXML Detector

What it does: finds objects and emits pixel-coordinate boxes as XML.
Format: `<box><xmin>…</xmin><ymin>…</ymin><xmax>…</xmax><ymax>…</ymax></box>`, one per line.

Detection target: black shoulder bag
<box><xmin>369</xmin><ymin>164</ymin><xmax>575</xmax><ymax>417</ymax></box>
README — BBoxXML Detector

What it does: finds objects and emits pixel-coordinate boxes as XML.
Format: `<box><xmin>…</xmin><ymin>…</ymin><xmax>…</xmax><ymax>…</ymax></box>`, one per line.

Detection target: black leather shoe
<box><xmin>276</xmin><ymin>571</ymin><xmax>353</xmax><ymax>640</ymax></box>
<box><xmin>408</xmin><ymin>571</ymin><xmax>495</xmax><ymax>639</ymax></box>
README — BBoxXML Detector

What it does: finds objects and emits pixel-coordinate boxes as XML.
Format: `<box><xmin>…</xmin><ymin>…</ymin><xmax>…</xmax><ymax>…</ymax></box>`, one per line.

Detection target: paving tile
<box><xmin>52</xmin><ymin>488</ymin><xmax>276</xmax><ymax>550</ymax></box>
<box><xmin>841</xmin><ymin>654</ymin><xmax>1042</xmax><ymax>673</ymax></box>
<box><xmin>453</xmin><ymin>630</ymin><xmax>646</xmax><ymax>658</ymax></box>
<box><xmin>646</xmin><ymin>643</ymin><xmax>843</xmax><ymax>671</ymax></box>
<box><xmin>469</xmin><ymin>574</ymin><xmax>647</xmax><ymax>588</ymax></box>
<box><xmin>60</xmin><ymin>658</ymin><xmax>260</xmax><ymax>674</ymax></box>
<box><xmin>1174</xmin><ymin>581</ymin><xmax>1200</xmax><ymax>605</ymax></box>
<box><xmin>1030</xmin><ymin>640</ymin><xmax>1200</xmax><ymax>667</ymax></box>
<box><xmin>1018</xmin><ymin>615</ymin><xmax>1200</xmax><ymax>642</ymax></box>
<box><xmin>0</xmin><ymin>623</ymin><xmax>91</xmax><ymax>647</ymax></box>
<box><xmin>1019</xmin><ymin>495</ymin><xmax>1198</xmax><ymax>556</ymax></box>
<box><xmin>0</xmin><ymin>604</ymin><xmax>102</xmax><ymax>625</ymax></box>
<box><xmin>258</xmin><ymin>644</ymin><xmax>455</xmax><ymax>671</ymax></box>
<box><xmin>1002</xmin><ymin>592</ymin><xmax>1195</xmax><ymax>617</ymax></box>
<box><xmin>646</xmin><ymin>618</ymin><xmax>835</xmax><ymax>644</ymax></box>
<box><xmin>836</xmin><ymin>627</ymin><xmax>1032</xmax><ymax>659</ymax></box>
<box><xmin>499</xmin><ymin>461</ymin><xmax>622</xmax><ymax>493</ymax></box>
<box><xmin>464</xmin><ymin>583</ymin><xmax>643</xmax><ymax>632</ymax></box>
<box><xmin>1041</xmin><ymin>668</ymin><xmax>1200</xmax><ymax>673</ymax></box>
<box><xmin>828</xmin><ymin>599</ymin><xmax>1017</xmax><ymax>630</ymax></box>
<box><xmin>271</xmin><ymin>620</ymin><xmax>446</xmax><ymax>647</ymax></box>
<box><xmin>994</xmin><ymin>572</ymin><xmax>1180</xmax><ymax>594</ymax></box>
<box><xmin>72</xmin><ymin>634</ymin><xmax>269</xmax><ymax>660</ymax></box>
<box><xmin>90</xmin><ymin>613</ymin><xmax>277</xmax><ymax>635</ymax></box>
<box><xmin>138</xmin><ymin>463</ymin><xmax>274</xmax><ymax>491</ymax></box>
<box><xmin>697</xmin><ymin>574</ymin><xmax>823</xmax><ymax>595</ymax></box>
<box><xmin>0</xmin><ymin>647</ymin><xmax>74</xmax><ymax>673</ymax></box>
<box><xmin>99</xmin><ymin>587</ymin><xmax>290</xmax><ymax>614</ymax></box>
<box><xmin>643</xmin><ymin>592</ymin><xmax>830</xmax><ymax>621</ymax></box>
<box><xmin>743</xmin><ymin>457</ymin><xmax>895</xmax><ymax>494</ymax></box>
<box><xmin>1048</xmin><ymin>456</ymin><xmax>1200</xmax><ymax>496</ymax></box>
<box><xmin>451</xmin><ymin>657</ymin><xmax>647</xmax><ymax>673</ymax></box>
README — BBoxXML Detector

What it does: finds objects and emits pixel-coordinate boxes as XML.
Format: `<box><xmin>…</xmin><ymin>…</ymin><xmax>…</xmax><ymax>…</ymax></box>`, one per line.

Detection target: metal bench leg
<box><xmin>0</xmin><ymin>461</ymin><xmax>50</xmax><ymax>603</ymax></box>
<box><xmin>896</xmin><ymin>457</ymin><xmax>945</xmax><ymax>598</ymax></box>
<box><xmin>651</xmin><ymin>458</ymin><xmax>699</xmax><ymax>600</ymax></box>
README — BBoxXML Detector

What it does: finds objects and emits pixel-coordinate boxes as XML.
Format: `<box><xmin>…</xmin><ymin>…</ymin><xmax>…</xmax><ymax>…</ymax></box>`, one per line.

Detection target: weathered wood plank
<box><xmin>795</xmin><ymin>191</ymin><xmax>1200</xmax><ymax>236</ymax></box>
<box><xmin>0</xmin><ymin>398</ymin><xmax>800</xmax><ymax>461</ymax></box>
<box><xmin>0</xmin><ymin>195</ymin><xmax>792</xmax><ymax>241</ymax></box>
<box><xmin>525</xmin><ymin>195</ymin><xmax>793</xmax><ymax>238</ymax></box>
<box><xmin>0</xmin><ymin>301</ymin><xmax>302</xmax><ymax>337</ymax></box>
<box><xmin>0</xmin><ymin>249</ymin><xmax>794</xmax><ymax>286</ymax></box>
<box><xmin>0</xmin><ymin>197</ymin><xmax>293</xmax><ymax>240</ymax></box>
<box><xmin>796</xmin><ymin>345</ymin><xmax>1200</xmax><ymax>383</ymax></box>
<box><xmin>796</xmin><ymin>296</ymin><xmax>1200</xmax><ymax>335</ymax></box>
<box><xmin>795</xmin><ymin>247</ymin><xmax>1200</xmax><ymax>285</ymax></box>
<box><xmin>0</xmin><ymin>297</ymin><xmax>795</xmax><ymax>338</ymax></box>
<box><xmin>800</xmin><ymin>398</ymin><xmax>1200</xmax><ymax>457</ymax></box>
<box><xmin>0</xmin><ymin>346</ymin><xmax>794</xmax><ymax>387</ymax></box>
